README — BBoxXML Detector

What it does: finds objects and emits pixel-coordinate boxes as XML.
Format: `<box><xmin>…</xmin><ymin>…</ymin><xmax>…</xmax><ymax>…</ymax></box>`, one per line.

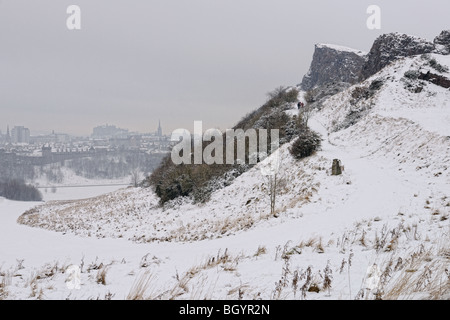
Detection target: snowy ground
<box><xmin>40</xmin><ymin>185</ymin><xmax>127</xmax><ymax>202</ymax></box>
<box><xmin>1</xmin><ymin>54</ymin><xmax>449</xmax><ymax>300</ymax></box>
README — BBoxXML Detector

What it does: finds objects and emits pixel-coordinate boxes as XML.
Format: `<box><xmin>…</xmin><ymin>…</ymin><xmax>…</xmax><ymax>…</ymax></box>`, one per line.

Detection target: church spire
<box><xmin>6</xmin><ymin>125</ymin><xmax>10</xmax><ymax>143</ymax></box>
<box><xmin>157</xmin><ymin>120</ymin><xmax>162</xmax><ymax>137</ymax></box>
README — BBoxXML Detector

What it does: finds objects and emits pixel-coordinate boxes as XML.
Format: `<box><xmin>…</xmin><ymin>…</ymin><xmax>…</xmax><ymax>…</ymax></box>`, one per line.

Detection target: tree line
<box><xmin>0</xmin><ymin>179</ymin><xmax>42</xmax><ymax>202</ymax></box>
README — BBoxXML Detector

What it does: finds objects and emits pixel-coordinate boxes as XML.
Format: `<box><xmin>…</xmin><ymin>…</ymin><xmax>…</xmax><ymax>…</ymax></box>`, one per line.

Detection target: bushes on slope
<box><xmin>289</xmin><ymin>127</ymin><xmax>322</xmax><ymax>160</ymax></box>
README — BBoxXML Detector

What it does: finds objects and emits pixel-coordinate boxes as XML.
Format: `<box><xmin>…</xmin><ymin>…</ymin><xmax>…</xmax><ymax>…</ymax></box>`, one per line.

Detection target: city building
<box><xmin>5</xmin><ymin>125</ymin><xmax>11</xmax><ymax>144</ymax></box>
<box><xmin>29</xmin><ymin>131</ymin><xmax>70</xmax><ymax>145</ymax></box>
<box><xmin>11</xmin><ymin>126</ymin><xmax>30</xmax><ymax>144</ymax></box>
<box><xmin>92</xmin><ymin>124</ymin><xmax>129</xmax><ymax>139</ymax></box>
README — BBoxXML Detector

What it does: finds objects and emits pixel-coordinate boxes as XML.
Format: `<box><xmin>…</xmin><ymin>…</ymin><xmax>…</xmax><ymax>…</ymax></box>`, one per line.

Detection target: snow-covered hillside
<box><xmin>1</xmin><ymin>52</ymin><xmax>449</xmax><ymax>300</ymax></box>
<box><xmin>17</xmin><ymin>144</ymin><xmax>327</xmax><ymax>243</ymax></box>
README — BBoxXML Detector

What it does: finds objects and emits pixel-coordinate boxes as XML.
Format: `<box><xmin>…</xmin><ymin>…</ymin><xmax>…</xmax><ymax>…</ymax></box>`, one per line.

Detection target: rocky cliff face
<box><xmin>300</xmin><ymin>44</ymin><xmax>367</xmax><ymax>91</ymax></box>
<box><xmin>359</xmin><ymin>33</ymin><xmax>436</xmax><ymax>80</ymax></box>
<box><xmin>300</xmin><ymin>30</ymin><xmax>450</xmax><ymax>96</ymax></box>
<box><xmin>434</xmin><ymin>30</ymin><xmax>450</xmax><ymax>55</ymax></box>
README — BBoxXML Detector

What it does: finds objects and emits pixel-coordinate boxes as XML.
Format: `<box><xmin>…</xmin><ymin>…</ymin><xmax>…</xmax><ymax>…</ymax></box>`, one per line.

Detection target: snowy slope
<box><xmin>1</xmin><ymin>53</ymin><xmax>449</xmax><ymax>300</ymax></box>
<box><xmin>316</xmin><ymin>53</ymin><xmax>450</xmax><ymax>182</ymax></box>
<box><xmin>17</xmin><ymin>144</ymin><xmax>327</xmax><ymax>243</ymax></box>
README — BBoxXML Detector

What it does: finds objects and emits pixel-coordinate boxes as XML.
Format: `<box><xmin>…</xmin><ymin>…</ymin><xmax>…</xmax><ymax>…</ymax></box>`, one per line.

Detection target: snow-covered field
<box><xmin>40</xmin><ymin>185</ymin><xmax>127</xmax><ymax>202</ymax></box>
<box><xmin>1</xmin><ymin>54</ymin><xmax>449</xmax><ymax>300</ymax></box>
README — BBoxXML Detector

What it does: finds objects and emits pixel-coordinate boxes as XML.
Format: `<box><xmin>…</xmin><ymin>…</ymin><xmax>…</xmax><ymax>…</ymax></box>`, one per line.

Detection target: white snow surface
<box><xmin>1</xmin><ymin>53</ymin><xmax>449</xmax><ymax>300</ymax></box>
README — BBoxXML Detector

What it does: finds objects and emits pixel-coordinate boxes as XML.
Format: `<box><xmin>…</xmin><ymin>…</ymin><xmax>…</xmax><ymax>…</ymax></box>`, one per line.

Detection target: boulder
<box><xmin>331</xmin><ymin>159</ymin><xmax>342</xmax><ymax>176</ymax></box>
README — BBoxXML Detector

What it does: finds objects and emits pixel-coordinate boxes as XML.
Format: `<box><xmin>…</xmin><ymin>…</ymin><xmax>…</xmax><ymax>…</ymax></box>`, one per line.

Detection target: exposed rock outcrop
<box><xmin>419</xmin><ymin>71</ymin><xmax>450</xmax><ymax>89</ymax></box>
<box><xmin>360</xmin><ymin>33</ymin><xmax>436</xmax><ymax>80</ymax></box>
<box><xmin>299</xmin><ymin>30</ymin><xmax>450</xmax><ymax>110</ymax></box>
<box><xmin>434</xmin><ymin>30</ymin><xmax>450</xmax><ymax>55</ymax></box>
<box><xmin>301</xmin><ymin>44</ymin><xmax>367</xmax><ymax>91</ymax></box>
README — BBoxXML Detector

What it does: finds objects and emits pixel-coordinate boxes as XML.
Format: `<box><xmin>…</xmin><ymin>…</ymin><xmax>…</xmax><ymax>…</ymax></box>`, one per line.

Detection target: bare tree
<box><xmin>260</xmin><ymin>149</ymin><xmax>285</xmax><ymax>217</ymax></box>
<box><xmin>268</xmin><ymin>173</ymin><xmax>278</xmax><ymax>216</ymax></box>
<box><xmin>299</xmin><ymin>103</ymin><xmax>313</xmax><ymax>127</ymax></box>
<box><xmin>130</xmin><ymin>167</ymin><xmax>142</xmax><ymax>187</ymax></box>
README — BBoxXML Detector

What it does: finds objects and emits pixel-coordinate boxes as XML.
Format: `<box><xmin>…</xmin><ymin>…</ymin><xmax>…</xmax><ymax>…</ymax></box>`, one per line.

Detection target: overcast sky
<box><xmin>0</xmin><ymin>0</ymin><xmax>449</xmax><ymax>136</ymax></box>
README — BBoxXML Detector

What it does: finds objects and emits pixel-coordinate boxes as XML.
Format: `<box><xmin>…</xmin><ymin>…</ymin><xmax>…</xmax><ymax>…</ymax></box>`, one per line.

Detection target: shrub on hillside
<box><xmin>289</xmin><ymin>128</ymin><xmax>322</xmax><ymax>160</ymax></box>
<box><xmin>266</xmin><ymin>86</ymin><xmax>299</xmax><ymax>107</ymax></box>
<box><xmin>369</xmin><ymin>78</ymin><xmax>384</xmax><ymax>91</ymax></box>
<box><xmin>234</xmin><ymin>87</ymin><xmax>299</xmax><ymax>130</ymax></box>
<box><xmin>428</xmin><ymin>58</ymin><xmax>449</xmax><ymax>73</ymax></box>
<box><xmin>304</xmin><ymin>90</ymin><xmax>316</xmax><ymax>103</ymax></box>
<box><xmin>404</xmin><ymin>70</ymin><xmax>420</xmax><ymax>80</ymax></box>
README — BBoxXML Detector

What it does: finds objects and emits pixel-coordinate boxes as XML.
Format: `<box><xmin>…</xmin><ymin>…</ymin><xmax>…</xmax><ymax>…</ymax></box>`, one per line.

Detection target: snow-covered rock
<box><xmin>360</xmin><ymin>32</ymin><xmax>436</xmax><ymax>80</ymax></box>
<box><xmin>434</xmin><ymin>30</ymin><xmax>450</xmax><ymax>55</ymax></box>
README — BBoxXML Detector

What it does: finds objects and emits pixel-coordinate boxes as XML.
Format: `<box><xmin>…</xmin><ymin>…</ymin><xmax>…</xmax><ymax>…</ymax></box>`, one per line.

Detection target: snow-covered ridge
<box><xmin>386</xmin><ymin>32</ymin><xmax>431</xmax><ymax>43</ymax></box>
<box><xmin>319</xmin><ymin>53</ymin><xmax>450</xmax><ymax>137</ymax></box>
<box><xmin>360</xmin><ymin>32</ymin><xmax>440</xmax><ymax>80</ymax></box>
<box><xmin>316</xmin><ymin>43</ymin><xmax>367</xmax><ymax>57</ymax></box>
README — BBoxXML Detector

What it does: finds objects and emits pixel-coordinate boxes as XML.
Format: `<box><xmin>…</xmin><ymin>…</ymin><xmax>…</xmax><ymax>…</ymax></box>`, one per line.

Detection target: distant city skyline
<box><xmin>1</xmin><ymin>0</ymin><xmax>449</xmax><ymax>135</ymax></box>
<box><xmin>0</xmin><ymin>121</ymin><xmax>164</xmax><ymax>138</ymax></box>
